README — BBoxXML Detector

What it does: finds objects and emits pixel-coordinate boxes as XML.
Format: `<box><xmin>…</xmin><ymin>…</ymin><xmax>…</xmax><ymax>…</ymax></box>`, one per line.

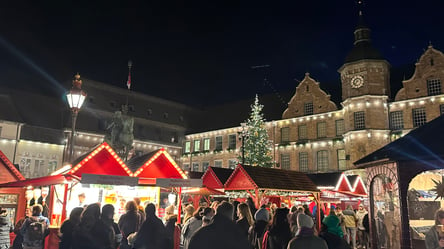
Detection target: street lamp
<box><xmin>66</xmin><ymin>73</ymin><xmax>87</xmax><ymax>162</ymax></box>
<box><xmin>238</xmin><ymin>122</ymin><xmax>249</xmax><ymax>165</ymax></box>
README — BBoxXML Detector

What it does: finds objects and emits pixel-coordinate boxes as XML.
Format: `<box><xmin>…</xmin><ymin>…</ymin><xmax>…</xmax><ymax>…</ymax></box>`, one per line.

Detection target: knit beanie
<box><xmin>297</xmin><ymin>213</ymin><xmax>314</xmax><ymax>229</ymax></box>
<box><xmin>254</xmin><ymin>208</ymin><xmax>269</xmax><ymax>222</ymax></box>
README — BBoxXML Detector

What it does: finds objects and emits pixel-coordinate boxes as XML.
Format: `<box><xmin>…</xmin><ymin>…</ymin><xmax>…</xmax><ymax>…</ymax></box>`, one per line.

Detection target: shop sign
<box><xmin>81</xmin><ymin>174</ymin><xmax>139</xmax><ymax>186</ymax></box>
<box><xmin>156</xmin><ymin>178</ymin><xmax>203</xmax><ymax>187</ymax></box>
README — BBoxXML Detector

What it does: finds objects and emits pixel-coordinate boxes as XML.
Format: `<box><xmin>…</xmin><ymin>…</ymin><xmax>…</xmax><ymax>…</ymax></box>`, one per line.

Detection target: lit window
<box><xmin>337</xmin><ymin>149</ymin><xmax>346</xmax><ymax>171</ymax></box>
<box><xmin>203</xmin><ymin>138</ymin><xmax>210</xmax><ymax>151</ymax></box>
<box><xmin>304</xmin><ymin>102</ymin><xmax>314</xmax><ymax>115</ymax></box>
<box><xmin>214</xmin><ymin>160</ymin><xmax>223</xmax><ymax>168</ymax></box>
<box><xmin>228</xmin><ymin>159</ymin><xmax>237</xmax><ymax>169</ymax></box>
<box><xmin>202</xmin><ymin>162</ymin><xmax>210</xmax><ymax>172</ymax></box>
<box><xmin>317</xmin><ymin>150</ymin><xmax>329</xmax><ymax>172</ymax></box>
<box><xmin>193</xmin><ymin>140</ymin><xmax>200</xmax><ymax>152</ymax></box>
<box><xmin>215</xmin><ymin>136</ymin><xmax>223</xmax><ymax>151</ymax></box>
<box><xmin>184</xmin><ymin>141</ymin><xmax>191</xmax><ymax>153</ymax></box>
<box><xmin>228</xmin><ymin>134</ymin><xmax>236</xmax><ymax>150</ymax></box>
<box><xmin>192</xmin><ymin>162</ymin><xmax>199</xmax><ymax>172</ymax></box>
<box><xmin>335</xmin><ymin>119</ymin><xmax>345</xmax><ymax>136</ymax></box>
<box><xmin>281</xmin><ymin>127</ymin><xmax>290</xmax><ymax>143</ymax></box>
<box><xmin>390</xmin><ymin>111</ymin><xmax>404</xmax><ymax>130</ymax></box>
<box><xmin>183</xmin><ymin>164</ymin><xmax>190</xmax><ymax>171</ymax></box>
<box><xmin>280</xmin><ymin>154</ymin><xmax>290</xmax><ymax>170</ymax></box>
<box><xmin>317</xmin><ymin>122</ymin><xmax>327</xmax><ymax>138</ymax></box>
<box><xmin>298</xmin><ymin>125</ymin><xmax>307</xmax><ymax>139</ymax></box>
<box><xmin>427</xmin><ymin>79</ymin><xmax>442</xmax><ymax>96</ymax></box>
<box><xmin>440</xmin><ymin>104</ymin><xmax>444</xmax><ymax>115</ymax></box>
<box><xmin>354</xmin><ymin>111</ymin><xmax>365</xmax><ymax>130</ymax></box>
<box><xmin>299</xmin><ymin>152</ymin><xmax>309</xmax><ymax>172</ymax></box>
<box><xmin>412</xmin><ymin>108</ymin><xmax>426</xmax><ymax>127</ymax></box>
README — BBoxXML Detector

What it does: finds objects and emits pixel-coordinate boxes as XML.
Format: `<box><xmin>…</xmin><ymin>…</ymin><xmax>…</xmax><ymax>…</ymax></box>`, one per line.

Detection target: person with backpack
<box><xmin>20</xmin><ymin>204</ymin><xmax>50</xmax><ymax>249</ymax></box>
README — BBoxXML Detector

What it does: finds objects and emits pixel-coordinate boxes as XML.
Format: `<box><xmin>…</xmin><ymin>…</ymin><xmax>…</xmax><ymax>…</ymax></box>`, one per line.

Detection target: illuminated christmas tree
<box><xmin>238</xmin><ymin>95</ymin><xmax>273</xmax><ymax>168</ymax></box>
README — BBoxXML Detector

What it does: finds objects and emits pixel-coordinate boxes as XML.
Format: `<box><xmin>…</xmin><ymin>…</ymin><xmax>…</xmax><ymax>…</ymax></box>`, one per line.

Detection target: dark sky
<box><xmin>1</xmin><ymin>0</ymin><xmax>444</xmax><ymax>107</ymax></box>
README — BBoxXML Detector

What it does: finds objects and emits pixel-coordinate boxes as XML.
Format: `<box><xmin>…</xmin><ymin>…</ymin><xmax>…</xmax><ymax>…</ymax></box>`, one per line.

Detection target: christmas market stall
<box><xmin>224</xmin><ymin>164</ymin><xmax>321</xmax><ymax>227</ymax></box>
<box><xmin>181</xmin><ymin>167</ymin><xmax>233</xmax><ymax>208</ymax></box>
<box><xmin>306</xmin><ymin>172</ymin><xmax>368</xmax><ymax>214</ymax></box>
<box><xmin>354</xmin><ymin>115</ymin><xmax>444</xmax><ymax>249</ymax></box>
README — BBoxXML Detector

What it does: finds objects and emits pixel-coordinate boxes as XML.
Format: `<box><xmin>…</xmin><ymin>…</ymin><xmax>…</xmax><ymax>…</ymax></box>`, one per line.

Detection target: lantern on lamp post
<box><xmin>66</xmin><ymin>73</ymin><xmax>87</xmax><ymax>162</ymax></box>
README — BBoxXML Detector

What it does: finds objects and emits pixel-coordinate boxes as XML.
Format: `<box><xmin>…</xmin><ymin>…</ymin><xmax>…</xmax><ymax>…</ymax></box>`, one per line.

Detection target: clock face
<box><xmin>351</xmin><ymin>75</ymin><xmax>364</xmax><ymax>88</ymax></box>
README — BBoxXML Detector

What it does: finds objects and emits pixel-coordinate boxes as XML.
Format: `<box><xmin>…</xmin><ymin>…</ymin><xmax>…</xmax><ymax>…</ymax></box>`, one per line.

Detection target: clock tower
<box><xmin>338</xmin><ymin>11</ymin><xmax>390</xmax><ymax>101</ymax></box>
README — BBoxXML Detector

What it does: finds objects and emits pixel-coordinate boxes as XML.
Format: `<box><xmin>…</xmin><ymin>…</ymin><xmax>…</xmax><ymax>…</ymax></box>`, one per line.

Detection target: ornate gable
<box><xmin>282</xmin><ymin>73</ymin><xmax>337</xmax><ymax>119</ymax></box>
<box><xmin>395</xmin><ymin>45</ymin><xmax>444</xmax><ymax>101</ymax></box>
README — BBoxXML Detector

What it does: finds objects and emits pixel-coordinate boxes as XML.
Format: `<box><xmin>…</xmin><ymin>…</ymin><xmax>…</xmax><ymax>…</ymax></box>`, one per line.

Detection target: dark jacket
<box><xmin>12</xmin><ymin>216</ymin><xmax>27</xmax><ymax>249</ymax></box>
<box><xmin>236</xmin><ymin>217</ymin><xmax>250</xmax><ymax>238</ymax></box>
<box><xmin>248</xmin><ymin>220</ymin><xmax>268</xmax><ymax>249</ymax></box>
<box><xmin>59</xmin><ymin>219</ymin><xmax>77</xmax><ymax>249</ymax></box>
<box><xmin>133</xmin><ymin>215</ymin><xmax>167</xmax><ymax>249</ymax></box>
<box><xmin>165</xmin><ymin>215</ymin><xmax>178</xmax><ymax>249</ymax></box>
<box><xmin>188</xmin><ymin>214</ymin><xmax>250</xmax><ymax>249</ymax></box>
<box><xmin>72</xmin><ymin>219</ymin><xmax>115</xmax><ymax>249</ymax></box>
<box><xmin>118</xmin><ymin>211</ymin><xmax>141</xmax><ymax>249</ymax></box>
<box><xmin>266</xmin><ymin>226</ymin><xmax>292</xmax><ymax>249</ymax></box>
<box><xmin>319</xmin><ymin>231</ymin><xmax>351</xmax><ymax>249</ymax></box>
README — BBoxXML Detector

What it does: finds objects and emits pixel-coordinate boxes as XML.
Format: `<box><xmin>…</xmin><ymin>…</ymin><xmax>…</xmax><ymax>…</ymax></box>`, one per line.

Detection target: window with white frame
<box><xmin>33</xmin><ymin>159</ymin><xmax>45</xmax><ymax>178</ymax></box>
<box><xmin>228</xmin><ymin>134</ymin><xmax>236</xmax><ymax>150</ymax></box>
<box><xmin>317</xmin><ymin>122</ymin><xmax>327</xmax><ymax>138</ymax></box>
<box><xmin>183</xmin><ymin>163</ymin><xmax>190</xmax><ymax>171</ymax></box>
<box><xmin>193</xmin><ymin>140</ymin><xmax>200</xmax><ymax>152</ymax></box>
<box><xmin>184</xmin><ymin>141</ymin><xmax>191</xmax><ymax>153</ymax></box>
<box><xmin>317</xmin><ymin>150</ymin><xmax>329</xmax><ymax>172</ymax></box>
<box><xmin>304</xmin><ymin>102</ymin><xmax>314</xmax><ymax>115</ymax></box>
<box><xmin>202</xmin><ymin>162</ymin><xmax>210</xmax><ymax>172</ymax></box>
<box><xmin>335</xmin><ymin>119</ymin><xmax>345</xmax><ymax>136</ymax></box>
<box><xmin>203</xmin><ymin>138</ymin><xmax>210</xmax><ymax>151</ymax></box>
<box><xmin>337</xmin><ymin>149</ymin><xmax>346</xmax><ymax>171</ymax></box>
<box><xmin>440</xmin><ymin>104</ymin><xmax>444</xmax><ymax>115</ymax></box>
<box><xmin>412</xmin><ymin>107</ymin><xmax>426</xmax><ymax>127</ymax></box>
<box><xmin>298</xmin><ymin>125</ymin><xmax>307</xmax><ymax>140</ymax></box>
<box><xmin>48</xmin><ymin>160</ymin><xmax>58</xmax><ymax>175</ymax></box>
<box><xmin>390</xmin><ymin>111</ymin><xmax>404</xmax><ymax>130</ymax></box>
<box><xmin>19</xmin><ymin>157</ymin><xmax>32</xmax><ymax>178</ymax></box>
<box><xmin>228</xmin><ymin>159</ymin><xmax>237</xmax><ymax>169</ymax></box>
<box><xmin>214</xmin><ymin>160</ymin><xmax>223</xmax><ymax>168</ymax></box>
<box><xmin>280</xmin><ymin>154</ymin><xmax>290</xmax><ymax>170</ymax></box>
<box><xmin>427</xmin><ymin>78</ymin><xmax>442</xmax><ymax>96</ymax></box>
<box><xmin>215</xmin><ymin>136</ymin><xmax>223</xmax><ymax>151</ymax></box>
<box><xmin>299</xmin><ymin>152</ymin><xmax>308</xmax><ymax>172</ymax></box>
<box><xmin>192</xmin><ymin>162</ymin><xmax>199</xmax><ymax>172</ymax></box>
<box><xmin>281</xmin><ymin>127</ymin><xmax>290</xmax><ymax>143</ymax></box>
<box><xmin>354</xmin><ymin>111</ymin><xmax>365</xmax><ymax>130</ymax></box>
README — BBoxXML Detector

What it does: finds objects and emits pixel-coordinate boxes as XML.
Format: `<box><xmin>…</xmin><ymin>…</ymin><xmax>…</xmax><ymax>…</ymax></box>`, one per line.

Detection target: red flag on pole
<box><xmin>127</xmin><ymin>60</ymin><xmax>132</xmax><ymax>90</ymax></box>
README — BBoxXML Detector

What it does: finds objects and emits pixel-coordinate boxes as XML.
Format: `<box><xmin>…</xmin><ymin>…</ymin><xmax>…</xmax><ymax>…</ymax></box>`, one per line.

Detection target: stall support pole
<box><xmin>314</xmin><ymin>192</ymin><xmax>321</xmax><ymax>232</ymax></box>
<box><xmin>177</xmin><ymin>187</ymin><xmax>182</xmax><ymax>224</ymax></box>
<box><xmin>61</xmin><ymin>183</ymin><xmax>69</xmax><ymax>223</ymax></box>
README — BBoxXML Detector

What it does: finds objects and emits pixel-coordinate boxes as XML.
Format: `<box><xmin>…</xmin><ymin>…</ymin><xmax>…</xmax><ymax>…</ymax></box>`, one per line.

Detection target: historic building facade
<box><xmin>180</xmin><ymin>16</ymin><xmax>444</xmax><ymax>174</ymax></box>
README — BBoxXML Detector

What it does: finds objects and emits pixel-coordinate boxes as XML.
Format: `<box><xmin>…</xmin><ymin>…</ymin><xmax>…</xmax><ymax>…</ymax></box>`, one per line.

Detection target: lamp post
<box><xmin>66</xmin><ymin>73</ymin><xmax>87</xmax><ymax>162</ymax></box>
<box><xmin>238</xmin><ymin>122</ymin><xmax>249</xmax><ymax>165</ymax></box>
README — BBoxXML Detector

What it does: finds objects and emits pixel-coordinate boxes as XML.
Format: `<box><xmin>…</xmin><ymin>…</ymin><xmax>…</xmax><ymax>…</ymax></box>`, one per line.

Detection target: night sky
<box><xmin>1</xmin><ymin>0</ymin><xmax>444</xmax><ymax>107</ymax></box>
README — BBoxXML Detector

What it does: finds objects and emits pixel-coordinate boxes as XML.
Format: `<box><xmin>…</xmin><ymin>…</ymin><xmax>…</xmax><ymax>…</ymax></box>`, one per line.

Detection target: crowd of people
<box><xmin>0</xmin><ymin>196</ymin><xmax>372</xmax><ymax>249</ymax></box>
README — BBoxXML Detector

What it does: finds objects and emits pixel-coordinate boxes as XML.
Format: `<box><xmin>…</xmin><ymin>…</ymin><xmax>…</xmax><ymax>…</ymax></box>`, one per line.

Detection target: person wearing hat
<box><xmin>356</xmin><ymin>204</ymin><xmax>368</xmax><ymax>249</ymax></box>
<box><xmin>320</xmin><ymin>211</ymin><xmax>350</xmax><ymax>249</ymax></box>
<box><xmin>287</xmin><ymin>213</ymin><xmax>327</xmax><ymax>249</ymax></box>
<box><xmin>0</xmin><ymin>207</ymin><xmax>12</xmax><ymax>249</ymax></box>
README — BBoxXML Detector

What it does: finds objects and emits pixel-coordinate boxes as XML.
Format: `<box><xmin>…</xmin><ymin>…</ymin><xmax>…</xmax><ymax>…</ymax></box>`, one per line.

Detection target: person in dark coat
<box><xmin>12</xmin><ymin>207</ymin><xmax>31</xmax><ymax>249</ymax></box>
<box><xmin>133</xmin><ymin>203</ymin><xmax>167</xmax><ymax>249</ymax></box>
<box><xmin>101</xmin><ymin>204</ymin><xmax>122</xmax><ymax>249</ymax></box>
<box><xmin>264</xmin><ymin>208</ymin><xmax>292</xmax><ymax>249</ymax></box>
<box><xmin>287</xmin><ymin>214</ymin><xmax>328</xmax><ymax>249</ymax></box>
<box><xmin>246</xmin><ymin>197</ymin><xmax>257</xmax><ymax>220</ymax></box>
<box><xmin>248</xmin><ymin>207</ymin><xmax>269</xmax><ymax>249</ymax></box>
<box><xmin>164</xmin><ymin>205</ymin><xmax>178</xmax><ymax>249</ymax></box>
<box><xmin>319</xmin><ymin>213</ymin><xmax>350</xmax><ymax>249</ymax></box>
<box><xmin>71</xmin><ymin>203</ymin><xmax>115</xmax><ymax>249</ymax></box>
<box><xmin>188</xmin><ymin>201</ymin><xmax>250</xmax><ymax>249</ymax></box>
<box><xmin>236</xmin><ymin>203</ymin><xmax>254</xmax><ymax>238</ymax></box>
<box><xmin>118</xmin><ymin>201</ymin><xmax>142</xmax><ymax>249</ymax></box>
<box><xmin>59</xmin><ymin>207</ymin><xmax>83</xmax><ymax>249</ymax></box>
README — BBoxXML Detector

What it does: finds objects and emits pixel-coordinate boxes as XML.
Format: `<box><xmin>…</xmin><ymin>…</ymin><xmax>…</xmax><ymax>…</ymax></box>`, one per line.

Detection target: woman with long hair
<box><xmin>101</xmin><ymin>204</ymin><xmax>122</xmax><ymax>249</ymax></box>
<box><xmin>59</xmin><ymin>207</ymin><xmax>83</xmax><ymax>249</ymax></box>
<box><xmin>181</xmin><ymin>206</ymin><xmax>205</xmax><ymax>249</ymax></box>
<box><xmin>264</xmin><ymin>207</ymin><xmax>292</xmax><ymax>249</ymax></box>
<box><xmin>236</xmin><ymin>203</ymin><xmax>254</xmax><ymax>237</ymax></box>
<box><xmin>118</xmin><ymin>201</ymin><xmax>142</xmax><ymax>249</ymax></box>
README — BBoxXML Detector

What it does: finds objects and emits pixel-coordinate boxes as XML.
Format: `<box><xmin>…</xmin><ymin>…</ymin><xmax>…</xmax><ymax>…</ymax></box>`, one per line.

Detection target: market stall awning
<box><xmin>224</xmin><ymin>164</ymin><xmax>319</xmax><ymax>193</ymax></box>
<box><xmin>0</xmin><ymin>150</ymin><xmax>25</xmax><ymax>182</ymax></box>
<box><xmin>0</xmin><ymin>174</ymin><xmax>80</xmax><ymax>188</ymax></box>
<box><xmin>68</xmin><ymin>142</ymin><xmax>132</xmax><ymax>177</ymax></box>
<box><xmin>127</xmin><ymin>148</ymin><xmax>187</xmax><ymax>179</ymax></box>
<box><xmin>202</xmin><ymin>166</ymin><xmax>233</xmax><ymax>189</ymax></box>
